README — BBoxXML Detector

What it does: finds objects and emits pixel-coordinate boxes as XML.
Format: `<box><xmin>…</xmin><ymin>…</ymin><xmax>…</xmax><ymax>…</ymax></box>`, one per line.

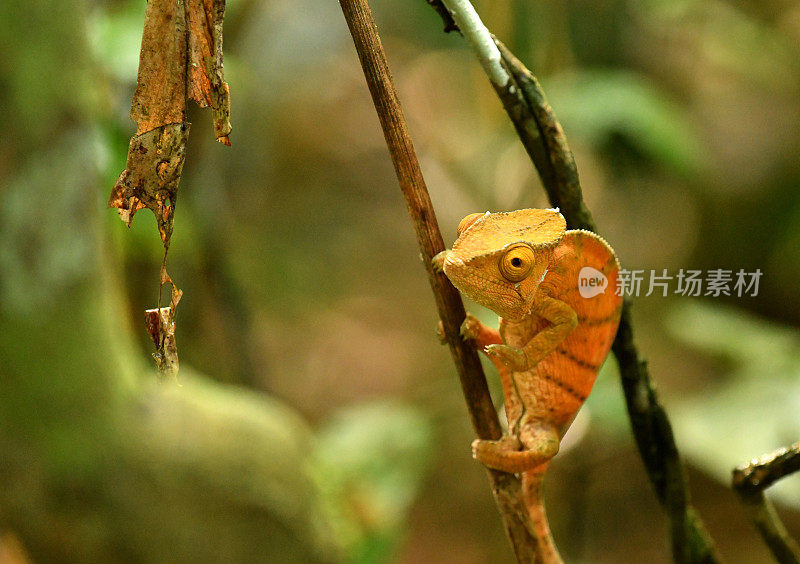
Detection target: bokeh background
<box><xmin>2</xmin><ymin>0</ymin><xmax>800</xmax><ymax>562</ymax></box>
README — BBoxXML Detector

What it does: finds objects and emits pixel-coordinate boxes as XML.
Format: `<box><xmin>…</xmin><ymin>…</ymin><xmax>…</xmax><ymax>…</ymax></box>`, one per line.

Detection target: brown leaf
<box><xmin>145</xmin><ymin>306</ymin><xmax>179</xmax><ymax>382</ymax></box>
<box><xmin>110</xmin><ymin>0</ymin><xmax>231</xmax><ymax>241</ymax></box>
<box><xmin>111</xmin><ymin>0</ymin><xmax>231</xmax><ymax>380</ymax></box>
<box><xmin>108</xmin><ymin>122</ymin><xmax>190</xmax><ymax>246</ymax></box>
<box><xmin>131</xmin><ymin>0</ymin><xmax>189</xmax><ymax>133</ymax></box>
<box><xmin>145</xmin><ymin>278</ymin><xmax>183</xmax><ymax>383</ymax></box>
<box><xmin>186</xmin><ymin>0</ymin><xmax>232</xmax><ymax>142</ymax></box>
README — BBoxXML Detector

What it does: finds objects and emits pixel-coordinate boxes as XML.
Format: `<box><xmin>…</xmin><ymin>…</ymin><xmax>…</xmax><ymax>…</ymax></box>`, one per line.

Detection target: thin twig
<box><xmin>338</xmin><ymin>1</ymin><xmax>542</xmax><ymax>561</ymax></box>
<box><xmin>425</xmin><ymin>0</ymin><xmax>458</xmax><ymax>32</ymax></box>
<box><xmin>427</xmin><ymin>1</ymin><xmax>720</xmax><ymax>562</ymax></box>
<box><xmin>493</xmin><ymin>41</ymin><xmax>594</xmax><ymax>231</ymax></box>
<box><xmin>733</xmin><ymin>442</ymin><xmax>800</xmax><ymax>563</ymax></box>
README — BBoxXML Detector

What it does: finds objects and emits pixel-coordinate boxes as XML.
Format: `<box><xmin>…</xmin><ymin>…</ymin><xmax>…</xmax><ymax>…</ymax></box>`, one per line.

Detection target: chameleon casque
<box><xmin>433</xmin><ymin>208</ymin><xmax>622</xmax><ymax>563</ymax></box>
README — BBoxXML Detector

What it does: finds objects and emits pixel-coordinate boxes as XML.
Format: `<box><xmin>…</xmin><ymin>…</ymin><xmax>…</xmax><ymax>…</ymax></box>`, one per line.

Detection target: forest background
<box><xmin>2</xmin><ymin>0</ymin><xmax>800</xmax><ymax>562</ymax></box>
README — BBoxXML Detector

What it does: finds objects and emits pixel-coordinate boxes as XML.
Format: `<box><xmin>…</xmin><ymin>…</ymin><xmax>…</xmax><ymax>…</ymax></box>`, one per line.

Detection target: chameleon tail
<box><xmin>522</xmin><ymin>471</ymin><xmax>564</xmax><ymax>564</ymax></box>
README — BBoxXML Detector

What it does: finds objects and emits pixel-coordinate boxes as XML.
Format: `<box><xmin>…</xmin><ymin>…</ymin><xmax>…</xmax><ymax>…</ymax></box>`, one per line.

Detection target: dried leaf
<box><xmin>108</xmin><ymin>122</ymin><xmax>190</xmax><ymax>246</ymax></box>
<box><xmin>110</xmin><ymin>0</ymin><xmax>231</xmax><ymax>240</ymax></box>
<box><xmin>186</xmin><ymin>0</ymin><xmax>232</xmax><ymax>143</ymax></box>
<box><xmin>131</xmin><ymin>0</ymin><xmax>188</xmax><ymax>133</ymax></box>
<box><xmin>111</xmin><ymin>0</ymin><xmax>231</xmax><ymax>379</ymax></box>
<box><xmin>145</xmin><ymin>280</ymin><xmax>183</xmax><ymax>383</ymax></box>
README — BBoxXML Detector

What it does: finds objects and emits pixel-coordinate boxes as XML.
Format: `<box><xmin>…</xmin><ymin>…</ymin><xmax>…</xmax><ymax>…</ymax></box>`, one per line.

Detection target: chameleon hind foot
<box><xmin>473</xmin><ymin>423</ymin><xmax>559</xmax><ymax>474</ymax></box>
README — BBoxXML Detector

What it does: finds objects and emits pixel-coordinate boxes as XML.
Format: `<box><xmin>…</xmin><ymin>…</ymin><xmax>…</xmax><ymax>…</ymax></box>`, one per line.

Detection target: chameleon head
<box><xmin>441</xmin><ymin>209</ymin><xmax>566</xmax><ymax>321</ymax></box>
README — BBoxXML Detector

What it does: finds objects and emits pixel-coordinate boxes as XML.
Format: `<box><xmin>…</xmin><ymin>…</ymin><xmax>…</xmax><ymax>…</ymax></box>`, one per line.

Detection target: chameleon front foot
<box><xmin>485</xmin><ymin>344</ymin><xmax>528</xmax><ymax>372</ymax></box>
<box><xmin>438</xmin><ymin>312</ymin><xmax>482</xmax><ymax>345</ymax></box>
<box><xmin>459</xmin><ymin>313</ymin><xmax>483</xmax><ymax>341</ymax></box>
<box><xmin>431</xmin><ymin>250</ymin><xmax>448</xmax><ymax>273</ymax></box>
<box><xmin>438</xmin><ymin>312</ymin><xmax>488</xmax><ymax>346</ymax></box>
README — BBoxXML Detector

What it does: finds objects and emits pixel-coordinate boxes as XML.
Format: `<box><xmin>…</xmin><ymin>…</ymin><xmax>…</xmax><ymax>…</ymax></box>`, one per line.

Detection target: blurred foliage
<box><xmin>666</xmin><ymin>302</ymin><xmax>800</xmax><ymax>507</ymax></box>
<box><xmin>0</xmin><ymin>128</ymin><xmax>107</xmax><ymax>315</ymax></box>
<box><xmin>1</xmin><ymin>0</ymin><xmax>800</xmax><ymax>561</ymax></box>
<box><xmin>316</xmin><ymin>403</ymin><xmax>433</xmax><ymax>563</ymax></box>
<box><xmin>546</xmin><ymin>70</ymin><xmax>706</xmax><ymax>176</ymax></box>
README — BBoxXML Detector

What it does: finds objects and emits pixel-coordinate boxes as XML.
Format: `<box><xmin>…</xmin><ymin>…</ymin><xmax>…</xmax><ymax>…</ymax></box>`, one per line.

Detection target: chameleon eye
<box><xmin>457</xmin><ymin>212</ymin><xmax>485</xmax><ymax>236</ymax></box>
<box><xmin>499</xmin><ymin>243</ymin><xmax>535</xmax><ymax>282</ymax></box>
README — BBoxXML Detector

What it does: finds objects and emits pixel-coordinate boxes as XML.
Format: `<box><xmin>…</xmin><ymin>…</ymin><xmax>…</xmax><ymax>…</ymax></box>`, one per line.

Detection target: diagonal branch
<box><xmin>733</xmin><ymin>442</ymin><xmax>800</xmax><ymax>563</ymax></box>
<box><xmin>428</xmin><ymin>1</ymin><xmax>720</xmax><ymax>562</ymax></box>
<box><xmin>338</xmin><ymin>0</ymin><xmax>542</xmax><ymax>561</ymax></box>
<box><xmin>425</xmin><ymin>0</ymin><xmax>458</xmax><ymax>32</ymax></box>
<box><xmin>492</xmin><ymin>41</ymin><xmax>594</xmax><ymax>231</ymax></box>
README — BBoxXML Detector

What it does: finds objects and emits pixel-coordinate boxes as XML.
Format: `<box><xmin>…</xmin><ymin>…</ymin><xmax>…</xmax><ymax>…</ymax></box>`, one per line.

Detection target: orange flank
<box><xmin>533</xmin><ymin>230</ymin><xmax>622</xmax><ymax>426</ymax></box>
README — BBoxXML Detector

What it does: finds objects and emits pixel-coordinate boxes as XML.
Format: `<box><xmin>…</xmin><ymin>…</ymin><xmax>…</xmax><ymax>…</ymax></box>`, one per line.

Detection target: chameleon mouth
<box><xmin>514</xmin><ymin>282</ymin><xmax>538</xmax><ymax>315</ymax></box>
<box><xmin>443</xmin><ymin>254</ymin><xmax>465</xmax><ymax>270</ymax></box>
<box><xmin>444</xmin><ymin>256</ymin><xmax>525</xmax><ymax>318</ymax></box>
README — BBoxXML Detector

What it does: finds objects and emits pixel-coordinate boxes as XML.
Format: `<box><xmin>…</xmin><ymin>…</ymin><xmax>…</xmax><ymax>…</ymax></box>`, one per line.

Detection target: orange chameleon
<box><xmin>433</xmin><ymin>208</ymin><xmax>622</xmax><ymax>563</ymax></box>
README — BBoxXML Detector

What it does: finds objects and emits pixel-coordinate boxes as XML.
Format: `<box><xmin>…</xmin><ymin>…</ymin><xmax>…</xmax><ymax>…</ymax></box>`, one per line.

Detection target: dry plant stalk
<box><xmin>339</xmin><ymin>0</ymin><xmax>544</xmax><ymax>560</ymax></box>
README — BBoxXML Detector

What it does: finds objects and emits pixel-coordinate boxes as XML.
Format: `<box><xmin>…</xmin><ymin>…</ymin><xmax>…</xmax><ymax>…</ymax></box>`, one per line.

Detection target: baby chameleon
<box><xmin>433</xmin><ymin>208</ymin><xmax>622</xmax><ymax>563</ymax></box>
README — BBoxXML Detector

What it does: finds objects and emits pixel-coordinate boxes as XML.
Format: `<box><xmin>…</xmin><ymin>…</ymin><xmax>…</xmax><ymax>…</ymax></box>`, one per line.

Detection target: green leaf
<box><xmin>315</xmin><ymin>402</ymin><xmax>433</xmax><ymax>563</ymax></box>
<box><xmin>665</xmin><ymin>301</ymin><xmax>800</xmax><ymax>507</ymax></box>
<box><xmin>546</xmin><ymin>70</ymin><xmax>706</xmax><ymax>176</ymax></box>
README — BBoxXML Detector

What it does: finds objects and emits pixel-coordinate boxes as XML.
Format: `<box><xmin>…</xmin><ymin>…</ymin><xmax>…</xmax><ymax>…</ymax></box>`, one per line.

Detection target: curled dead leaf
<box><xmin>108</xmin><ymin>123</ymin><xmax>190</xmax><ymax>246</ymax></box>
<box><xmin>111</xmin><ymin>0</ymin><xmax>231</xmax><ymax>379</ymax></box>
<box><xmin>145</xmin><ymin>279</ymin><xmax>183</xmax><ymax>383</ymax></box>
<box><xmin>186</xmin><ymin>0</ymin><xmax>232</xmax><ymax>142</ymax></box>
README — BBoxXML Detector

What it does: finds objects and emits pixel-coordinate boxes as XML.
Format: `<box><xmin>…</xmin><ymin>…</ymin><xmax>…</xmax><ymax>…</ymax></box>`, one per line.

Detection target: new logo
<box><xmin>578</xmin><ymin>266</ymin><xmax>608</xmax><ymax>298</ymax></box>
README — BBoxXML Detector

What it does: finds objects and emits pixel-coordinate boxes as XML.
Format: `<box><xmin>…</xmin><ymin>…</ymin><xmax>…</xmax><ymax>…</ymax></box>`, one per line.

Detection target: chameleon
<box><xmin>433</xmin><ymin>208</ymin><xmax>622</xmax><ymax>563</ymax></box>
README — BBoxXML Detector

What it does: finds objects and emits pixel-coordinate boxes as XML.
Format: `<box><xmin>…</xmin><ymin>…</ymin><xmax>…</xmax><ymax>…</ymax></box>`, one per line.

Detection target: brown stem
<box><xmin>424</xmin><ymin>2</ymin><xmax>720</xmax><ymax>562</ymax></box>
<box><xmin>425</xmin><ymin>0</ymin><xmax>459</xmax><ymax>32</ymax></box>
<box><xmin>733</xmin><ymin>442</ymin><xmax>800</xmax><ymax>563</ymax></box>
<box><xmin>338</xmin><ymin>0</ymin><xmax>542</xmax><ymax>560</ymax></box>
<box><xmin>493</xmin><ymin>40</ymin><xmax>594</xmax><ymax>231</ymax></box>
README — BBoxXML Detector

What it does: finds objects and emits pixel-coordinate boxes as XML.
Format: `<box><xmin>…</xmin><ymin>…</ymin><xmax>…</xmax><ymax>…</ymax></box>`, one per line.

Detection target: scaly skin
<box><xmin>435</xmin><ymin>209</ymin><xmax>622</xmax><ymax>563</ymax></box>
